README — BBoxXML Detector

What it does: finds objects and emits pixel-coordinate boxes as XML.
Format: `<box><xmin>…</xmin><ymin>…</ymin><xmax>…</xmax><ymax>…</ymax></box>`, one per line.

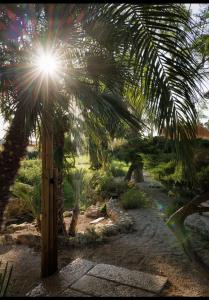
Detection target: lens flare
<box><xmin>36</xmin><ymin>53</ymin><xmax>57</xmax><ymax>75</ymax></box>
<box><xmin>35</xmin><ymin>50</ymin><xmax>59</xmax><ymax>76</ymax></box>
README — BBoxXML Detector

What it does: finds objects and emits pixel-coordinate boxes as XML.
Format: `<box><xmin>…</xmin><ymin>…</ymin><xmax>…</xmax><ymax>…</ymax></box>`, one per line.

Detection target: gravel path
<box><xmin>2</xmin><ymin>174</ymin><xmax>209</xmax><ymax>296</ymax></box>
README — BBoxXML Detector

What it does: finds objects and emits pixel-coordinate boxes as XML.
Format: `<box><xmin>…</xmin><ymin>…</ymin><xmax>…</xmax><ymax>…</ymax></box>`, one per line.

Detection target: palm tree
<box><xmin>0</xmin><ymin>3</ymin><xmax>203</xmax><ymax>234</ymax></box>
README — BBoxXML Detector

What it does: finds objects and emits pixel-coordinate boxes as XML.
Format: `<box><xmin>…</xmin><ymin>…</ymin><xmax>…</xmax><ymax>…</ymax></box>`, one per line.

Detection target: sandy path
<box><xmin>2</xmin><ymin>174</ymin><xmax>209</xmax><ymax>296</ymax></box>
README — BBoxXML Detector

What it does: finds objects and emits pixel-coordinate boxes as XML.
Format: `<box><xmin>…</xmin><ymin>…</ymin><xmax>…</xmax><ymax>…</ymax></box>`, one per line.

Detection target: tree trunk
<box><xmin>68</xmin><ymin>177</ymin><xmax>80</xmax><ymax>236</ymax></box>
<box><xmin>68</xmin><ymin>204</ymin><xmax>79</xmax><ymax>237</ymax></box>
<box><xmin>53</xmin><ymin>127</ymin><xmax>67</xmax><ymax>235</ymax></box>
<box><xmin>133</xmin><ymin>162</ymin><xmax>144</xmax><ymax>182</ymax></box>
<box><xmin>0</xmin><ymin>105</ymin><xmax>30</xmax><ymax>231</ymax></box>
<box><xmin>124</xmin><ymin>163</ymin><xmax>135</xmax><ymax>181</ymax></box>
<box><xmin>167</xmin><ymin>191</ymin><xmax>209</xmax><ymax>278</ymax></box>
<box><xmin>89</xmin><ymin>138</ymin><xmax>101</xmax><ymax>170</ymax></box>
<box><xmin>125</xmin><ymin>162</ymin><xmax>144</xmax><ymax>182</ymax></box>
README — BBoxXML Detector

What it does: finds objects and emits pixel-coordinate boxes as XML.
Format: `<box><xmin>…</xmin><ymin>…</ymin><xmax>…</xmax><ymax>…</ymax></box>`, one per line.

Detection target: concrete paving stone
<box><xmin>71</xmin><ymin>274</ymin><xmax>155</xmax><ymax>297</ymax></box>
<box><xmin>26</xmin><ymin>284</ymin><xmax>50</xmax><ymax>297</ymax></box>
<box><xmin>27</xmin><ymin>258</ymin><xmax>96</xmax><ymax>297</ymax></box>
<box><xmin>59</xmin><ymin>258</ymin><xmax>96</xmax><ymax>285</ymax></box>
<box><xmin>58</xmin><ymin>288</ymin><xmax>91</xmax><ymax>297</ymax></box>
<box><xmin>88</xmin><ymin>263</ymin><xmax>167</xmax><ymax>293</ymax></box>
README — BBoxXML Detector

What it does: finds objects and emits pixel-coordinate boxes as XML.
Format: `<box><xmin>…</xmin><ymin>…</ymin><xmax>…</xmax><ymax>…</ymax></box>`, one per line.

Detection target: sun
<box><xmin>35</xmin><ymin>51</ymin><xmax>58</xmax><ymax>75</ymax></box>
<box><xmin>36</xmin><ymin>53</ymin><xmax>57</xmax><ymax>75</ymax></box>
<box><xmin>23</xmin><ymin>46</ymin><xmax>64</xmax><ymax>95</ymax></box>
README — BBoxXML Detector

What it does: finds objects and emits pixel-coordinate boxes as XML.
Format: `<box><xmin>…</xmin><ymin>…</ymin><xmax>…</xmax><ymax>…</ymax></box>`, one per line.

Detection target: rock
<box><xmin>15</xmin><ymin>233</ymin><xmax>41</xmax><ymax>248</ymax></box>
<box><xmin>106</xmin><ymin>198</ymin><xmax>135</xmax><ymax>233</ymax></box>
<box><xmin>5</xmin><ymin>218</ymin><xmax>19</xmax><ymax>226</ymax></box>
<box><xmin>89</xmin><ymin>217</ymin><xmax>105</xmax><ymax>224</ymax></box>
<box><xmin>85</xmin><ymin>205</ymin><xmax>101</xmax><ymax>218</ymax></box>
<box><xmin>185</xmin><ymin>213</ymin><xmax>209</xmax><ymax>239</ymax></box>
<box><xmin>103</xmin><ymin>224</ymin><xmax>119</xmax><ymax>236</ymax></box>
<box><xmin>6</xmin><ymin>222</ymin><xmax>35</xmax><ymax>233</ymax></box>
<box><xmin>63</xmin><ymin>211</ymin><xmax>73</xmax><ymax>218</ymax></box>
<box><xmin>3</xmin><ymin>234</ymin><xmax>15</xmax><ymax>244</ymax></box>
<box><xmin>80</xmin><ymin>211</ymin><xmax>85</xmax><ymax>215</ymax></box>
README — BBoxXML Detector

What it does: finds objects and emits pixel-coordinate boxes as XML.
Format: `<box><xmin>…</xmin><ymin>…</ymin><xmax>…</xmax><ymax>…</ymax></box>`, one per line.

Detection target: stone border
<box><xmin>93</xmin><ymin>198</ymin><xmax>135</xmax><ymax>236</ymax></box>
<box><xmin>0</xmin><ymin>198</ymin><xmax>135</xmax><ymax>248</ymax></box>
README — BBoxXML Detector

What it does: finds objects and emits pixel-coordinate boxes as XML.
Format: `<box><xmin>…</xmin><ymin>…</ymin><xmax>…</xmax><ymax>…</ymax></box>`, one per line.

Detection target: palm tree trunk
<box><xmin>167</xmin><ymin>192</ymin><xmax>209</xmax><ymax>278</ymax></box>
<box><xmin>68</xmin><ymin>175</ymin><xmax>81</xmax><ymax>236</ymax></box>
<box><xmin>89</xmin><ymin>137</ymin><xmax>101</xmax><ymax>170</ymax></box>
<box><xmin>0</xmin><ymin>105</ymin><xmax>30</xmax><ymax>231</ymax></box>
<box><xmin>68</xmin><ymin>203</ymin><xmax>79</xmax><ymax>237</ymax></box>
<box><xmin>53</xmin><ymin>127</ymin><xmax>67</xmax><ymax>235</ymax></box>
<box><xmin>124</xmin><ymin>163</ymin><xmax>135</xmax><ymax>181</ymax></box>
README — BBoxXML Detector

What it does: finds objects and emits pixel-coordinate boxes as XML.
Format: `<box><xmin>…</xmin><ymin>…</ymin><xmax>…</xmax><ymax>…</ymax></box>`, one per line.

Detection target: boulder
<box><xmin>85</xmin><ymin>205</ymin><xmax>101</xmax><ymax>218</ymax></box>
<box><xmin>15</xmin><ymin>233</ymin><xmax>41</xmax><ymax>248</ymax></box>
<box><xmin>185</xmin><ymin>213</ymin><xmax>209</xmax><ymax>239</ymax></box>
<box><xmin>89</xmin><ymin>217</ymin><xmax>105</xmax><ymax>224</ymax></box>
<box><xmin>63</xmin><ymin>211</ymin><xmax>73</xmax><ymax>218</ymax></box>
<box><xmin>6</xmin><ymin>222</ymin><xmax>35</xmax><ymax>233</ymax></box>
<box><xmin>5</xmin><ymin>218</ymin><xmax>19</xmax><ymax>226</ymax></box>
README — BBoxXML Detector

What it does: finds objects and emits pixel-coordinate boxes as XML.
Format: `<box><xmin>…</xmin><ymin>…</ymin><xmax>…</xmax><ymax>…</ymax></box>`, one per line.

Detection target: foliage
<box><xmin>120</xmin><ymin>187</ymin><xmax>150</xmax><ymax>209</ymax></box>
<box><xmin>11</xmin><ymin>181</ymin><xmax>40</xmax><ymax>220</ymax></box>
<box><xmin>196</xmin><ymin>165</ymin><xmax>209</xmax><ymax>191</ymax></box>
<box><xmin>100</xmin><ymin>203</ymin><xmax>107</xmax><ymax>215</ymax></box>
<box><xmin>27</xmin><ymin>151</ymin><xmax>39</xmax><ymax>160</ymax></box>
<box><xmin>4</xmin><ymin>198</ymin><xmax>31</xmax><ymax>219</ymax></box>
<box><xmin>16</xmin><ymin>159</ymin><xmax>41</xmax><ymax>186</ymax></box>
<box><xmin>61</xmin><ymin>227</ymin><xmax>105</xmax><ymax>247</ymax></box>
<box><xmin>109</xmin><ymin>159</ymin><xmax>129</xmax><ymax>177</ymax></box>
<box><xmin>163</xmin><ymin>199</ymin><xmax>185</xmax><ymax>220</ymax></box>
<box><xmin>63</xmin><ymin>179</ymin><xmax>75</xmax><ymax>209</ymax></box>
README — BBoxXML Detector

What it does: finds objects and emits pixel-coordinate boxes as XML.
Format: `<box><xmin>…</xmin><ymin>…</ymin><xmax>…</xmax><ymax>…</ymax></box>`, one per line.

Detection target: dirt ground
<box><xmin>2</xmin><ymin>175</ymin><xmax>209</xmax><ymax>297</ymax></box>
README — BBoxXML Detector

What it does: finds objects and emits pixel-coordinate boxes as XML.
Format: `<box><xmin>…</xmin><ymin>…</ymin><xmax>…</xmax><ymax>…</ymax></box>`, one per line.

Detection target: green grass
<box><xmin>110</xmin><ymin>159</ymin><xmax>129</xmax><ymax>177</ymax></box>
<box><xmin>74</xmin><ymin>154</ymin><xmax>91</xmax><ymax>169</ymax></box>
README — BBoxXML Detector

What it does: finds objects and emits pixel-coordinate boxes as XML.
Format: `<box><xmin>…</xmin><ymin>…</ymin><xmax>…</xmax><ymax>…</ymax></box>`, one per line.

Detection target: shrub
<box><xmin>120</xmin><ymin>187</ymin><xmax>150</xmax><ymax>209</ymax></box>
<box><xmin>16</xmin><ymin>159</ymin><xmax>41</xmax><ymax>185</ymax></box>
<box><xmin>100</xmin><ymin>179</ymin><xmax>130</xmax><ymax>198</ymax></box>
<box><xmin>27</xmin><ymin>150</ymin><xmax>39</xmax><ymax>160</ymax></box>
<box><xmin>63</xmin><ymin>179</ymin><xmax>75</xmax><ymax>209</ymax></box>
<box><xmin>196</xmin><ymin>165</ymin><xmax>209</xmax><ymax>192</ymax></box>
<box><xmin>10</xmin><ymin>181</ymin><xmax>40</xmax><ymax>220</ymax></box>
<box><xmin>4</xmin><ymin>198</ymin><xmax>31</xmax><ymax>219</ymax></box>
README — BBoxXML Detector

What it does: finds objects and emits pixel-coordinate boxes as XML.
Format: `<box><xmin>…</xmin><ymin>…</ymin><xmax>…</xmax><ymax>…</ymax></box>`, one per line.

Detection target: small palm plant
<box><xmin>0</xmin><ymin>261</ymin><xmax>13</xmax><ymax>297</ymax></box>
<box><xmin>68</xmin><ymin>169</ymin><xmax>85</xmax><ymax>236</ymax></box>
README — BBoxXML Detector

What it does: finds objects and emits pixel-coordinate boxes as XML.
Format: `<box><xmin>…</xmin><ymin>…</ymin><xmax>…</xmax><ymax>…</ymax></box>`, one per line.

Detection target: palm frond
<box><xmin>82</xmin><ymin>3</ymin><xmax>204</xmax><ymax>179</ymax></box>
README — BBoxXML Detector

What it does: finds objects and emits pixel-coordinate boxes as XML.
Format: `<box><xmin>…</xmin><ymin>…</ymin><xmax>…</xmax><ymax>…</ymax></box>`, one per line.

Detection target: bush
<box><xmin>4</xmin><ymin>198</ymin><xmax>31</xmax><ymax>219</ymax></box>
<box><xmin>27</xmin><ymin>150</ymin><xmax>39</xmax><ymax>160</ymax></box>
<box><xmin>196</xmin><ymin>165</ymin><xmax>209</xmax><ymax>192</ymax></box>
<box><xmin>16</xmin><ymin>159</ymin><xmax>41</xmax><ymax>185</ymax></box>
<box><xmin>63</xmin><ymin>179</ymin><xmax>75</xmax><ymax>209</ymax></box>
<box><xmin>100</xmin><ymin>179</ymin><xmax>130</xmax><ymax>198</ymax></box>
<box><xmin>10</xmin><ymin>181</ymin><xmax>40</xmax><ymax>220</ymax></box>
<box><xmin>120</xmin><ymin>187</ymin><xmax>150</xmax><ymax>209</ymax></box>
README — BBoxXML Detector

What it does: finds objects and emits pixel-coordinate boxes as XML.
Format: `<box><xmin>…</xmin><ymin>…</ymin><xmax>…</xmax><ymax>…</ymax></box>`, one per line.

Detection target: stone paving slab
<box><xmin>71</xmin><ymin>274</ymin><xmax>155</xmax><ymax>297</ymax></box>
<box><xmin>58</xmin><ymin>288</ymin><xmax>91</xmax><ymax>297</ymax></box>
<box><xmin>26</xmin><ymin>258</ymin><xmax>96</xmax><ymax>297</ymax></box>
<box><xmin>88</xmin><ymin>263</ymin><xmax>167</xmax><ymax>293</ymax></box>
<box><xmin>27</xmin><ymin>258</ymin><xmax>167</xmax><ymax>297</ymax></box>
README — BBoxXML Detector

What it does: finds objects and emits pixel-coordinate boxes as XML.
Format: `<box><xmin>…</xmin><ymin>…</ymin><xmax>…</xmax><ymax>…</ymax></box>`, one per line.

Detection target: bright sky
<box><xmin>0</xmin><ymin>4</ymin><xmax>208</xmax><ymax>139</ymax></box>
